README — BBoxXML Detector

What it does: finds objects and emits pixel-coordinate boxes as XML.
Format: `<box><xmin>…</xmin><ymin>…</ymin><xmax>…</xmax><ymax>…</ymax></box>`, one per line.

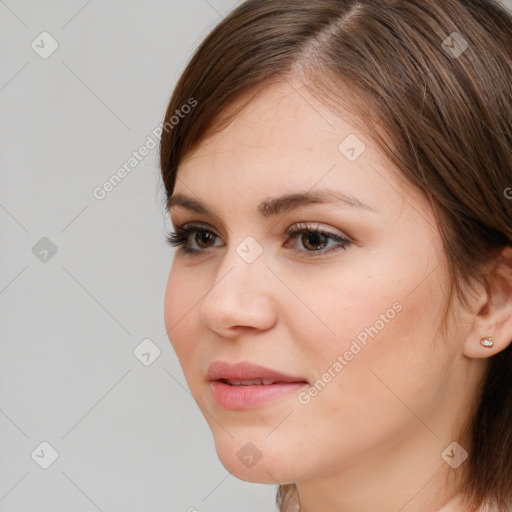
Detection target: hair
<box><xmin>159</xmin><ymin>0</ymin><xmax>512</xmax><ymax>510</ymax></box>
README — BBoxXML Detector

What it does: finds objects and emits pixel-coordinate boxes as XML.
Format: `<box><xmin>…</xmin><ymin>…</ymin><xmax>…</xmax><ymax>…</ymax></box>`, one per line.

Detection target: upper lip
<box><xmin>206</xmin><ymin>360</ymin><xmax>308</xmax><ymax>383</ymax></box>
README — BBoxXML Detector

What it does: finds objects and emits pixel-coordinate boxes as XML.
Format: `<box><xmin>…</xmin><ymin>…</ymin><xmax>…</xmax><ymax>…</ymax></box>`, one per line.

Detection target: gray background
<box><xmin>1</xmin><ymin>1</ymin><xmax>511</xmax><ymax>511</ymax></box>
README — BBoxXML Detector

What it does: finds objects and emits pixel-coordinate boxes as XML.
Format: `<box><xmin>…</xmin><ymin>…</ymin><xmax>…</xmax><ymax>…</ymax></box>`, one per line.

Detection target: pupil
<box><xmin>303</xmin><ymin>232</ymin><xmax>327</xmax><ymax>250</ymax></box>
<box><xmin>197</xmin><ymin>232</ymin><xmax>214</xmax><ymax>248</ymax></box>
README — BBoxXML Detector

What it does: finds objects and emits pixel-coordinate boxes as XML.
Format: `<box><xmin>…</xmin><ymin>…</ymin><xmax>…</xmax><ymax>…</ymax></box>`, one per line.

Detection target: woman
<box><xmin>159</xmin><ymin>1</ymin><xmax>512</xmax><ymax>510</ymax></box>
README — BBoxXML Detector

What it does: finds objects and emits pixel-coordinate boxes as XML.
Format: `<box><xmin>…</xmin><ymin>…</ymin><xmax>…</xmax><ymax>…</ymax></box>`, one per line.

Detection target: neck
<box><xmin>295</xmin><ymin>424</ymin><xmax>469</xmax><ymax>512</ymax></box>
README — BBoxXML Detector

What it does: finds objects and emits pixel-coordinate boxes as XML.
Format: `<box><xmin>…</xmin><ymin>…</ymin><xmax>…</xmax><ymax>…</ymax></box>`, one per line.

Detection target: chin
<box><xmin>211</xmin><ymin>432</ymin><xmax>302</xmax><ymax>485</ymax></box>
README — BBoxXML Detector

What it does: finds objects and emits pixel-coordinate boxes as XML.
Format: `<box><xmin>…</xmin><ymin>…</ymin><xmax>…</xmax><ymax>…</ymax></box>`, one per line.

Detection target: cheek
<box><xmin>303</xmin><ymin>272</ymin><xmax>448</xmax><ymax>424</ymax></box>
<box><xmin>164</xmin><ymin>265</ymin><xmax>202</xmax><ymax>369</ymax></box>
<box><xmin>289</xmin><ymin>251</ymin><xmax>448</xmax><ymax>400</ymax></box>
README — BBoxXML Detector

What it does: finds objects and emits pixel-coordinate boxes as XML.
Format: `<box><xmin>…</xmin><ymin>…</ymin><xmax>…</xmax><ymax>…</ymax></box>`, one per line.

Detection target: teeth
<box><xmin>226</xmin><ymin>378</ymin><xmax>276</xmax><ymax>386</ymax></box>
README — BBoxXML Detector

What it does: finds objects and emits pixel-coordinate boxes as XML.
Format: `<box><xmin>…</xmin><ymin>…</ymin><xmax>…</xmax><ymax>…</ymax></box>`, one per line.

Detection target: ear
<box><xmin>463</xmin><ymin>246</ymin><xmax>512</xmax><ymax>359</ymax></box>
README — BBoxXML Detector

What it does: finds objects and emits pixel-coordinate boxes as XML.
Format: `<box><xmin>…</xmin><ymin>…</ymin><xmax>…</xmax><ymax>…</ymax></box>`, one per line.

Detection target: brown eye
<box><xmin>285</xmin><ymin>223</ymin><xmax>352</xmax><ymax>257</ymax></box>
<box><xmin>301</xmin><ymin>232</ymin><xmax>329</xmax><ymax>251</ymax></box>
<box><xmin>195</xmin><ymin>231</ymin><xmax>216</xmax><ymax>248</ymax></box>
<box><xmin>166</xmin><ymin>224</ymin><xmax>223</xmax><ymax>254</ymax></box>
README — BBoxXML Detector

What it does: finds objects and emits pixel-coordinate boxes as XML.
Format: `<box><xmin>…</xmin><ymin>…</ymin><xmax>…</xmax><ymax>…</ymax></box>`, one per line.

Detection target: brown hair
<box><xmin>159</xmin><ymin>1</ymin><xmax>512</xmax><ymax>510</ymax></box>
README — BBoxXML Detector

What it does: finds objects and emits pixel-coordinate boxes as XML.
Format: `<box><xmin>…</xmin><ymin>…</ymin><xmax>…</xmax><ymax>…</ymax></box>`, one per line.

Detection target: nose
<box><xmin>199</xmin><ymin>242</ymin><xmax>278</xmax><ymax>339</ymax></box>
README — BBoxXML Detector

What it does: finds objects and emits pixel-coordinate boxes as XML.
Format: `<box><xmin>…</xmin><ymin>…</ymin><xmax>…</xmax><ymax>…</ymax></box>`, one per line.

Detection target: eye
<box><xmin>284</xmin><ymin>222</ymin><xmax>351</xmax><ymax>256</ymax></box>
<box><xmin>166</xmin><ymin>223</ymin><xmax>223</xmax><ymax>253</ymax></box>
<box><xmin>166</xmin><ymin>222</ymin><xmax>352</xmax><ymax>257</ymax></box>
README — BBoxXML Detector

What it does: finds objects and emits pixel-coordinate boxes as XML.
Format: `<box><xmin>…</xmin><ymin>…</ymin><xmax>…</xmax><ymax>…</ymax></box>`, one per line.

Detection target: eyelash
<box><xmin>165</xmin><ymin>222</ymin><xmax>352</xmax><ymax>257</ymax></box>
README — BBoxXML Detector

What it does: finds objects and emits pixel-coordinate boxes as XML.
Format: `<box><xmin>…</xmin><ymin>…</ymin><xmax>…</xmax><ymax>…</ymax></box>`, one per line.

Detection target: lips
<box><xmin>206</xmin><ymin>360</ymin><xmax>308</xmax><ymax>385</ymax></box>
<box><xmin>206</xmin><ymin>361</ymin><xmax>309</xmax><ymax>409</ymax></box>
<box><xmin>222</xmin><ymin>378</ymin><xmax>278</xmax><ymax>386</ymax></box>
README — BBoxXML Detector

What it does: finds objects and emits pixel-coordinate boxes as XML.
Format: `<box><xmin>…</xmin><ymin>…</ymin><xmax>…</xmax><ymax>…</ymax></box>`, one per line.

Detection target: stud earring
<box><xmin>480</xmin><ymin>336</ymin><xmax>494</xmax><ymax>348</ymax></box>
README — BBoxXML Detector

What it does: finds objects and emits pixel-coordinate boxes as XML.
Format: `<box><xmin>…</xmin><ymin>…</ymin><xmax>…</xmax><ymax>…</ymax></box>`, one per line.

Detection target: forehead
<box><xmin>184</xmin><ymin>80</ymin><xmax>363</xmax><ymax>161</ymax></box>
<box><xmin>173</xmin><ymin>80</ymin><xmax>428</xmax><ymax>222</ymax></box>
<box><xmin>183</xmin><ymin>83</ymin><xmax>358</xmax><ymax>171</ymax></box>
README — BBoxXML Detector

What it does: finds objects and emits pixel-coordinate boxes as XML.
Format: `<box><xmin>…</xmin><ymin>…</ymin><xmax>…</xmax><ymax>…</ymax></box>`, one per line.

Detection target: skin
<box><xmin>163</xmin><ymin>78</ymin><xmax>512</xmax><ymax>512</ymax></box>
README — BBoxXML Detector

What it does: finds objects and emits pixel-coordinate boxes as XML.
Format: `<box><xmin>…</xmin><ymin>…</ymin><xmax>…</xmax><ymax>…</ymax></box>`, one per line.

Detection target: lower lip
<box><xmin>209</xmin><ymin>380</ymin><xmax>308</xmax><ymax>410</ymax></box>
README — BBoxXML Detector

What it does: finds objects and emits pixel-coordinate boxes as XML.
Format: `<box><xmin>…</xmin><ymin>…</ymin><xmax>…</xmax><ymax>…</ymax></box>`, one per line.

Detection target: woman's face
<box><xmin>164</xmin><ymin>79</ymin><xmax>480</xmax><ymax>489</ymax></box>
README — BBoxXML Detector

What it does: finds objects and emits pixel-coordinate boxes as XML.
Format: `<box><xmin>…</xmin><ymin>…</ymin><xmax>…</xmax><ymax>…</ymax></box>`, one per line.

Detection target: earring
<box><xmin>480</xmin><ymin>336</ymin><xmax>494</xmax><ymax>348</ymax></box>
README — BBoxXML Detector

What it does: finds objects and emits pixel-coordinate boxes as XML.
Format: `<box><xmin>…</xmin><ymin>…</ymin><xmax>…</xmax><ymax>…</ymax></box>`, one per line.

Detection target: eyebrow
<box><xmin>168</xmin><ymin>189</ymin><xmax>377</xmax><ymax>219</ymax></box>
